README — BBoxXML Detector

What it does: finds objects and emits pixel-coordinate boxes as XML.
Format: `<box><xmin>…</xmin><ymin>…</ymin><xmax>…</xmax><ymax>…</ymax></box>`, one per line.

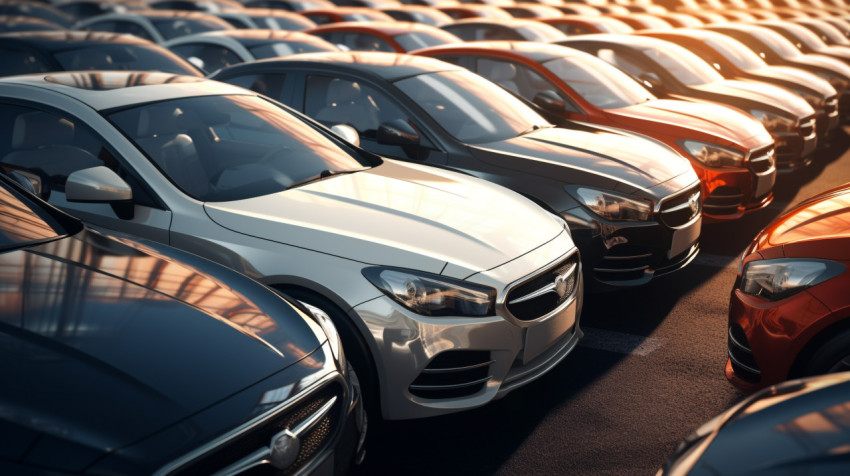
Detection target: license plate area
<box><xmin>522</xmin><ymin>304</ymin><xmax>576</xmax><ymax>364</ymax></box>
<box><xmin>668</xmin><ymin>216</ymin><xmax>701</xmax><ymax>259</ymax></box>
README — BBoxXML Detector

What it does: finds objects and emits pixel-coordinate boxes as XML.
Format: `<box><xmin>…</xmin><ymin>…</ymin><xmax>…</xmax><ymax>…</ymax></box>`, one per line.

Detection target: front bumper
<box><xmin>353</xmin><ymin>252</ymin><xmax>583</xmax><ymax>420</ymax></box>
<box><xmin>699</xmin><ymin>145</ymin><xmax>776</xmax><ymax>221</ymax></box>
<box><xmin>726</xmin><ymin>288</ymin><xmax>833</xmax><ymax>393</ymax></box>
<box><xmin>773</xmin><ymin>119</ymin><xmax>817</xmax><ymax>170</ymax></box>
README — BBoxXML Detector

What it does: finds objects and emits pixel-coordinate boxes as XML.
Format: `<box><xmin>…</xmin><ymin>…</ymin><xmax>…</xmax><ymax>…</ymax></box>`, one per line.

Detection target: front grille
<box><xmin>505</xmin><ymin>252</ymin><xmax>580</xmax><ymax>321</ymax></box>
<box><xmin>171</xmin><ymin>383</ymin><xmax>342</xmax><ymax>476</ymax></box>
<box><xmin>748</xmin><ymin>145</ymin><xmax>774</xmax><ymax>174</ymax></box>
<box><xmin>409</xmin><ymin>351</ymin><xmax>493</xmax><ymax>399</ymax></box>
<box><xmin>798</xmin><ymin>117</ymin><xmax>816</xmax><ymax>138</ymax></box>
<box><xmin>658</xmin><ymin>184</ymin><xmax>701</xmax><ymax>228</ymax></box>
<box><xmin>728</xmin><ymin>324</ymin><xmax>761</xmax><ymax>383</ymax></box>
<box><xmin>593</xmin><ymin>244</ymin><xmax>652</xmax><ymax>282</ymax></box>
<box><xmin>704</xmin><ymin>186</ymin><xmax>743</xmax><ymax>215</ymax></box>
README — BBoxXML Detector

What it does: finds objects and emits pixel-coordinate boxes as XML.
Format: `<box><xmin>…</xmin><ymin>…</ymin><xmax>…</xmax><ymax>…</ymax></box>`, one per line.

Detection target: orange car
<box><xmin>416</xmin><ymin>41</ymin><xmax>777</xmax><ymax>221</ymax></box>
<box><xmin>307</xmin><ymin>21</ymin><xmax>460</xmax><ymax>52</ymax></box>
<box><xmin>729</xmin><ymin>183</ymin><xmax>850</xmax><ymax>392</ymax></box>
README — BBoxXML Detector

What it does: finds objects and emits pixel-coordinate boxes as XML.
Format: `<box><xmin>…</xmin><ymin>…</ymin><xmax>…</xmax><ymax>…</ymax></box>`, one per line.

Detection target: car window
<box><xmin>747</xmin><ymin>28</ymin><xmax>803</xmax><ymax>58</ymax></box>
<box><xmin>515</xmin><ymin>25</ymin><xmax>567</xmax><ymax>42</ymax></box>
<box><xmin>304</xmin><ymin>76</ymin><xmax>408</xmax><ymax>137</ymax></box>
<box><xmin>0</xmin><ymin>48</ymin><xmax>51</xmax><ymax>77</ymax></box>
<box><xmin>703</xmin><ymin>36</ymin><xmax>766</xmax><ymax>72</ymax></box>
<box><xmin>170</xmin><ymin>43</ymin><xmax>242</xmax><ymax>73</ymax></box>
<box><xmin>596</xmin><ymin>48</ymin><xmax>657</xmax><ymax>82</ymax></box>
<box><xmin>640</xmin><ymin>45</ymin><xmax>723</xmax><ymax>86</ymax></box>
<box><xmin>393</xmin><ymin>31</ymin><xmax>456</xmax><ymax>51</ymax></box>
<box><xmin>256</xmin><ymin>14</ymin><xmax>315</xmax><ymax>31</ymax></box>
<box><xmin>92</xmin><ymin>20</ymin><xmax>155</xmax><ymax>41</ymax></box>
<box><xmin>394</xmin><ymin>70</ymin><xmax>547</xmax><ymax>143</ymax></box>
<box><xmin>0</xmin><ymin>179</ymin><xmax>79</xmax><ymax>250</ymax></box>
<box><xmin>542</xmin><ymin>55</ymin><xmax>654</xmax><ymax>108</ymax></box>
<box><xmin>151</xmin><ymin>17</ymin><xmax>229</xmax><ymax>41</ymax></box>
<box><xmin>0</xmin><ymin>104</ymin><xmax>119</xmax><ymax>193</ymax></box>
<box><xmin>222</xmin><ymin>73</ymin><xmax>287</xmax><ymax>101</ymax></box>
<box><xmin>447</xmin><ymin>25</ymin><xmax>520</xmax><ymax>42</ymax></box>
<box><xmin>108</xmin><ymin>94</ymin><xmax>368</xmax><ymax>202</ymax></box>
<box><xmin>249</xmin><ymin>40</ymin><xmax>336</xmax><ymax>58</ymax></box>
<box><xmin>52</xmin><ymin>44</ymin><xmax>201</xmax><ymax>76</ymax></box>
<box><xmin>337</xmin><ymin>33</ymin><xmax>395</xmax><ymax>52</ymax></box>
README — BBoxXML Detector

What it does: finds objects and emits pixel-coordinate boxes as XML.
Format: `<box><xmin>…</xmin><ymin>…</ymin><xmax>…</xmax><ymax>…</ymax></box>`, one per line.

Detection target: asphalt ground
<box><xmin>357</xmin><ymin>127</ymin><xmax>850</xmax><ymax>475</ymax></box>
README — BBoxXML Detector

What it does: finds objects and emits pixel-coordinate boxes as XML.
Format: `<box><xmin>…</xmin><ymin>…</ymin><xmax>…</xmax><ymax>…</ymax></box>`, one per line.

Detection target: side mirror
<box><xmin>638</xmin><ymin>72</ymin><xmax>663</xmax><ymax>91</ymax></box>
<box><xmin>377</xmin><ymin>119</ymin><xmax>419</xmax><ymax>146</ymax></box>
<box><xmin>330</xmin><ymin>124</ymin><xmax>361</xmax><ymax>147</ymax></box>
<box><xmin>66</xmin><ymin>166</ymin><xmax>134</xmax><ymax>219</ymax></box>
<box><xmin>533</xmin><ymin>90</ymin><xmax>567</xmax><ymax>113</ymax></box>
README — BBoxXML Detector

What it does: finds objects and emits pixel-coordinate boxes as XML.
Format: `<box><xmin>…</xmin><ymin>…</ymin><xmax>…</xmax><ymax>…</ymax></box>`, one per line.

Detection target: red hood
<box><xmin>608</xmin><ymin>99</ymin><xmax>773</xmax><ymax>151</ymax></box>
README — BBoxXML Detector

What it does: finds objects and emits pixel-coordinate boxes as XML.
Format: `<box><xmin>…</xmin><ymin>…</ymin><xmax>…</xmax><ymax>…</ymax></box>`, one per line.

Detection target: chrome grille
<box><xmin>593</xmin><ymin>244</ymin><xmax>652</xmax><ymax>282</ymax></box>
<box><xmin>170</xmin><ymin>382</ymin><xmax>343</xmax><ymax>476</ymax></box>
<box><xmin>409</xmin><ymin>351</ymin><xmax>493</xmax><ymax>399</ymax></box>
<box><xmin>728</xmin><ymin>325</ymin><xmax>761</xmax><ymax>383</ymax></box>
<box><xmin>505</xmin><ymin>252</ymin><xmax>580</xmax><ymax>321</ymax></box>
<box><xmin>825</xmin><ymin>96</ymin><xmax>839</xmax><ymax>115</ymax></box>
<box><xmin>658</xmin><ymin>184</ymin><xmax>701</xmax><ymax>228</ymax></box>
<box><xmin>704</xmin><ymin>186</ymin><xmax>743</xmax><ymax>215</ymax></box>
<box><xmin>798</xmin><ymin>117</ymin><xmax>816</xmax><ymax>138</ymax></box>
<box><xmin>747</xmin><ymin>145</ymin><xmax>774</xmax><ymax>175</ymax></box>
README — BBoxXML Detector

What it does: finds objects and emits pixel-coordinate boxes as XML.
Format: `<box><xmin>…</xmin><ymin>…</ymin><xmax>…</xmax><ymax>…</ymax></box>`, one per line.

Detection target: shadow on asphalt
<box><xmin>356</xmin><ymin>128</ymin><xmax>850</xmax><ymax>475</ymax></box>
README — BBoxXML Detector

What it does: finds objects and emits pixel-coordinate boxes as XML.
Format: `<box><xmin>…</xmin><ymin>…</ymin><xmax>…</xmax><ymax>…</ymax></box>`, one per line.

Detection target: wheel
<box><xmin>805</xmin><ymin>329</ymin><xmax>850</xmax><ymax>375</ymax></box>
<box><xmin>275</xmin><ymin>288</ymin><xmax>383</xmax><ymax>423</ymax></box>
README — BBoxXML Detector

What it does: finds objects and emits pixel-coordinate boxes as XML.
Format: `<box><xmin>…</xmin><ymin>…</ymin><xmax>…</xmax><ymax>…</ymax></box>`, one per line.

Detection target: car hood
<box><xmin>758</xmin><ymin>183</ymin><xmax>850</xmax><ymax>259</ymax></box>
<box><xmin>791</xmin><ymin>53</ymin><xmax>850</xmax><ymax>78</ymax></box>
<box><xmin>469</xmin><ymin>126</ymin><xmax>695</xmax><ymax>197</ymax></box>
<box><xmin>611</xmin><ymin>99</ymin><xmax>772</xmax><ymax>147</ymax></box>
<box><xmin>689</xmin><ymin>375</ymin><xmax>850</xmax><ymax>475</ymax></box>
<box><xmin>204</xmin><ymin>159</ymin><xmax>565</xmax><ymax>279</ymax></box>
<box><xmin>0</xmin><ymin>230</ymin><xmax>321</xmax><ymax>473</ymax></box>
<box><xmin>750</xmin><ymin>66</ymin><xmax>837</xmax><ymax>97</ymax></box>
<box><xmin>693</xmin><ymin>79</ymin><xmax>815</xmax><ymax>117</ymax></box>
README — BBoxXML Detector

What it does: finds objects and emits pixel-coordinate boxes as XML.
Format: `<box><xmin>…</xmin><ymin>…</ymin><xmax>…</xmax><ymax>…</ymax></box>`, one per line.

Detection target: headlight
<box><xmin>749</xmin><ymin>109</ymin><xmax>796</xmax><ymax>133</ymax></box>
<box><xmin>362</xmin><ymin>267</ymin><xmax>495</xmax><ymax>317</ymax></box>
<box><xmin>568</xmin><ymin>187</ymin><xmax>652</xmax><ymax>222</ymax></box>
<box><xmin>741</xmin><ymin>258</ymin><xmax>845</xmax><ymax>301</ymax></box>
<box><xmin>679</xmin><ymin>140</ymin><xmax>745</xmax><ymax>168</ymax></box>
<box><xmin>815</xmin><ymin>71</ymin><xmax>850</xmax><ymax>92</ymax></box>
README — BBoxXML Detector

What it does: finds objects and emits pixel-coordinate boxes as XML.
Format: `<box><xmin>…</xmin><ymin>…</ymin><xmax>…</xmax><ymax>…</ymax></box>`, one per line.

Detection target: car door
<box><xmin>0</xmin><ymin>103</ymin><xmax>172</xmax><ymax>243</ymax></box>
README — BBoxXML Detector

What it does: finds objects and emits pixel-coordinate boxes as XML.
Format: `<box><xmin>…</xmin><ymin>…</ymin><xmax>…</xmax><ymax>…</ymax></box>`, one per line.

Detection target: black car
<box><xmin>0</xmin><ymin>15</ymin><xmax>62</xmax><ymax>33</ymax></box>
<box><xmin>0</xmin><ymin>172</ymin><xmax>365</xmax><ymax>475</ymax></box>
<box><xmin>660</xmin><ymin>372</ymin><xmax>850</xmax><ymax>475</ymax></box>
<box><xmin>212</xmin><ymin>52</ymin><xmax>703</xmax><ymax>289</ymax></box>
<box><xmin>559</xmin><ymin>34</ymin><xmax>819</xmax><ymax>170</ymax></box>
<box><xmin>0</xmin><ymin>30</ymin><xmax>203</xmax><ymax>77</ymax></box>
<box><xmin>705</xmin><ymin>23</ymin><xmax>850</xmax><ymax>120</ymax></box>
<box><xmin>73</xmin><ymin>10</ymin><xmax>233</xmax><ymax>44</ymax></box>
<box><xmin>0</xmin><ymin>0</ymin><xmax>73</xmax><ymax>28</ymax></box>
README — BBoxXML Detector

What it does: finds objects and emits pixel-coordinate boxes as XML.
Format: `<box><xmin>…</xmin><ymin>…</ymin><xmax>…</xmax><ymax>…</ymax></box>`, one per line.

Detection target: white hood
<box><xmin>204</xmin><ymin>160</ymin><xmax>568</xmax><ymax>279</ymax></box>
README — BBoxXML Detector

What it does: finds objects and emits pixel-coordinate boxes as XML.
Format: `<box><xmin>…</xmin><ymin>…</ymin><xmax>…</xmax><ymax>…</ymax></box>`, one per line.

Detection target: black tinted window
<box><xmin>0</xmin><ymin>49</ymin><xmax>51</xmax><ymax>77</ymax></box>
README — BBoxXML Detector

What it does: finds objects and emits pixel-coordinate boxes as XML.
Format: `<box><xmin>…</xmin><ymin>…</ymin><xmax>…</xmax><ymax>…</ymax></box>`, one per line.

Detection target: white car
<box><xmin>0</xmin><ymin>71</ymin><xmax>583</xmax><ymax>420</ymax></box>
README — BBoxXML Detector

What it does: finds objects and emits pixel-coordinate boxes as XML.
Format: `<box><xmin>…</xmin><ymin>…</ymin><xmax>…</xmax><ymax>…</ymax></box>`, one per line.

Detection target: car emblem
<box><xmin>688</xmin><ymin>193</ymin><xmax>699</xmax><ymax>219</ymax></box>
<box><xmin>269</xmin><ymin>429</ymin><xmax>300</xmax><ymax>470</ymax></box>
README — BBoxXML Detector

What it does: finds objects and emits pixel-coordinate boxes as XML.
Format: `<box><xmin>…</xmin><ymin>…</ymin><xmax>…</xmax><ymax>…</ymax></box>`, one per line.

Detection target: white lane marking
<box><xmin>579</xmin><ymin>327</ymin><xmax>663</xmax><ymax>356</ymax></box>
<box><xmin>692</xmin><ymin>253</ymin><xmax>739</xmax><ymax>269</ymax></box>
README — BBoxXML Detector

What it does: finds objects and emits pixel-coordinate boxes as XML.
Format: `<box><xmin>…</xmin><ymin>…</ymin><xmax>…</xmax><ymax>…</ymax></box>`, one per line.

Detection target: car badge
<box><xmin>688</xmin><ymin>193</ymin><xmax>699</xmax><ymax>219</ymax></box>
<box><xmin>269</xmin><ymin>429</ymin><xmax>300</xmax><ymax>470</ymax></box>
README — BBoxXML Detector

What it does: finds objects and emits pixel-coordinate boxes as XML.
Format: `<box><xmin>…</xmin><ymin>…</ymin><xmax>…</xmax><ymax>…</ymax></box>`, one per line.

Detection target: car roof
<box><xmin>0</xmin><ymin>70</ymin><xmax>250</xmax><ymax>110</ymax></box>
<box><xmin>420</xmin><ymin>40</ymin><xmax>583</xmax><ymax>63</ymax></box>
<box><xmin>222</xmin><ymin>51</ymin><xmax>462</xmax><ymax>82</ymax></box>
<box><xmin>0</xmin><ymin>30</ymin><xmax>153</xmax><ymax>50</ymax></box>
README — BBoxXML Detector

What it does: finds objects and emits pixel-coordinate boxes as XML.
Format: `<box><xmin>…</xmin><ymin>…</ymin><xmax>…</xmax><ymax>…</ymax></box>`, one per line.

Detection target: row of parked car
<box><xmin>1</xmin><ymin>0</ymin><xmax>850</xmax><ymax>474</ymax></box>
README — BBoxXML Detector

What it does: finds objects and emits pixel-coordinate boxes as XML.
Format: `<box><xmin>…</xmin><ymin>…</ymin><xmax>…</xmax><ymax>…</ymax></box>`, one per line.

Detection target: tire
<box><xmin>275</xmin><ymin>287</ymin><xmax>383</xmax><ymax>424</ymax></box>
<box><xmin>805</xmin><ymin>329</ymin><xmax>850</xmax><ymax>375</ymax></box>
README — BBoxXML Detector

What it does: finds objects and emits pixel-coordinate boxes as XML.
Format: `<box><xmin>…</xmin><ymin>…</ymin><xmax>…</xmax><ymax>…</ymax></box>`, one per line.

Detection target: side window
<box><xmin>0</xmin><ymin>105</ymin><xmax>112</xmax><ymax>192</ymax></box>
<box><xmin>108</xmin><ymin>21</ymin><xmax>154</xmax><ymax>41</ymax></box>
<box><xmin>225</xmin><ymin>73</ymin><xmax>287</xmax><ymax>102</ymax></box>
<box><xmin>303</xmin><ymin>76</ymin><xmax>408</xmax><ymax>139</ymax></box>
<box><xmin>170</xmin><ymin>44</ymin><xmax>242</xmax><ymax>74</ymax></box>
<box><xmin>432</xmin><ymin>55</ymin><xmax>462</xmax><ymax>66</ymax></box>
<box><xmin>0</xmin><ymin>49</ymin><xmax>51</xmax><ymax>77</ymax></box>
<box><xmin>475</xmin><ymin>58</ymin><xmax>562</xmax><ymax>102</ymax></box>
<box><xmin>597</xmin><ymin>48</ymin><xmax>655</xmax><ymax>81</ymax></box>
<box><xmin>340</xmin><ymin>33</ymin><xmax>394</xmax><ymax>52</ymax></box>
<box><xmin>305</xmin><ymin>14</ymin><xmax>334</xmax><ymax>25</ymax></box>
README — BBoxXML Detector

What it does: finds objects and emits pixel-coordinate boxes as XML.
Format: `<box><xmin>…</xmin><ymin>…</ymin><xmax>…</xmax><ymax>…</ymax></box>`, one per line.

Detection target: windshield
<box><xmin>394</xmin><ymin>31</ymin><xmax>457</xmax><ymax>51</ymax></box>
<box><xmin>53</xmin><ymin>44</ymin><xmax>200</xmax><ymax>76</ymax></box>
<box><xmin>811</xmin><ymin>22</ymin><xmax>850</xmax><ymax>45</ymax></box>
<box><xmin>394</xmin><ymin>70</ymin><xmax>547</xmax><ymax>143</ymax></box>
<box><xmin>151</xmin><ymin>17</ymin><xmax>229</xmax><ymax>41</ymax></box>
<box><xmin>249</xmin><ymin>40</ymin><xmax>336</xmax><ymax>58</ymax></box>
<box><xmin>108</xmin><ymin>95</ymin><xmax>369</xmax><ymax>202</ymax></box>
<box><xmin>704</xmin><ymin>35</ymin><xmax>767</xmax><ymax>72</ymax></box>
<box><xmin>543</xmin><ymin>55</ymin><xmax>654</xmax><ymax>108</ymax></box>
<box><xmin>781</xmin><ymin>23</ymin><xmax>829</xmax><ymax>51</ymax></box>
<box><xmin>642</xmin><ymin>44</ymin><xmax>724</xmax><ymax>85</ymax></box>
<box><xmin>0</xmin><ymin>179</ymin><xmax>79</xmax><ymax>250</ymax></box>
<box><xmin>751</xmin><ymin>28</ymin><xmax>803</xmax><ymax>58</ymax></box>
<box><xmin>517</xmin><ymin>24</ymin><xmax>568</xmax><ymax>42</ymax></box>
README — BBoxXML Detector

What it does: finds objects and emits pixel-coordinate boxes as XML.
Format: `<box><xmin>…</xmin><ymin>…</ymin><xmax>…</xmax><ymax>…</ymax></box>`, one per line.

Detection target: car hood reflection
<box><xmin>203</xmin><ymin>159</ymin><xmax>565</xmax><ymax>278</ymax></box>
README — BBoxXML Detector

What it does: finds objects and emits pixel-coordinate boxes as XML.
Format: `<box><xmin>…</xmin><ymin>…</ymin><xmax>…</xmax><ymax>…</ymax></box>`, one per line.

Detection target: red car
<box><xmin>307</xmin><ymin>21</ymin><xmax>460</xmax><ymax>52</ymax></box>
<box><xmin>729</xmin><ymin>183</ymin><xmax>850</xmax><ymax>392</ymax></box>
<box><xmin>416</xmin><ymin>41</ymin><xmax>777</xmax><ymax>221</ymax></box>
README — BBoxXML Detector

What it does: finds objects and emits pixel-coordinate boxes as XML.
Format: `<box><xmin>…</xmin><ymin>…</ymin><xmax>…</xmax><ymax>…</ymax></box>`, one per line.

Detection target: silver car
<box><xmin>0</xmin><ymin>71</ymin><xmax>583</xmax><ymax>420</ymax></box>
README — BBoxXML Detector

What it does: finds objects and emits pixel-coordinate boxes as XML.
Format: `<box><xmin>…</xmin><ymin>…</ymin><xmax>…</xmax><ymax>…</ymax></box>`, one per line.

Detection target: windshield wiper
<box><xmin>519</xmin><ymin>124</ymin><xmax>553</xmax><ymax>136</ymax></box>
<box><xmin>286</xmin><ymin>167</ymin><xmax>370</xmax><ymax>190</ymax></box>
